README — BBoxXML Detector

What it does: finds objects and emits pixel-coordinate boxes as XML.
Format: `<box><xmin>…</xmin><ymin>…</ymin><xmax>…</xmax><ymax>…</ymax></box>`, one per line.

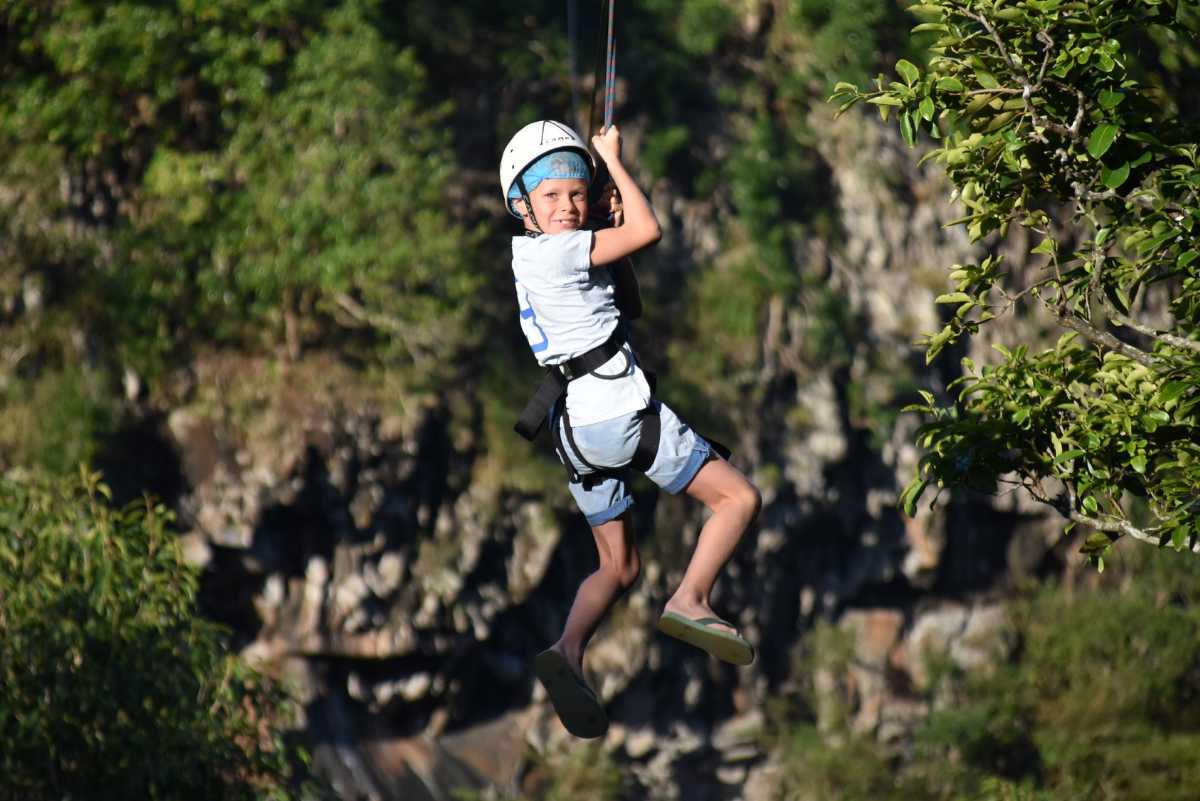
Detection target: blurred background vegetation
<box><xmin>767</xmin><ymin>548</ymin><xmax>1200</xmax><ymax>801</ymax></box>
<box><xmin>1</xmin><ymin>0</ymin><xmax>1197</xmax><ymax>798</ymax></box>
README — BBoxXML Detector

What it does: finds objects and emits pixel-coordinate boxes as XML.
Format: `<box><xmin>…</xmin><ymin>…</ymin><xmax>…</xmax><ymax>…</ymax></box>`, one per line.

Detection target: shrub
<box><xmin>0</xmin><ymin>469</ymin><xmax>311</xmax><ymax>800</ymax></box>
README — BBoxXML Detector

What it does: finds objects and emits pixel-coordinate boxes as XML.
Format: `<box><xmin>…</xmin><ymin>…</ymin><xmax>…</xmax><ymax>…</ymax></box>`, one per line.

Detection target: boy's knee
<box><xmin>615</xmin><ymin>549</ymin><xmax>640</xmax><ymax>589</ymax></box>
<box><xmin>602</xmin><ymin>547</ymin><xmax>640</xmax><ymax>589</ymax></box>
<box><xmin>735</xmin><ymin>482</ymin><xmax>762</xmax><ymax>521</ymax></box>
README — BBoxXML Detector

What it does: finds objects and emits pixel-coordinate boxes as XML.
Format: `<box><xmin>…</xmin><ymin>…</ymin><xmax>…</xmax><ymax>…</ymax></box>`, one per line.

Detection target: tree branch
<box><xmin>1034</xmin><ymin>480</ymin><xmax>1200</xmax><ymax>554</ymax></box>
<box><xmin>1088</xmin><ymin>239</ymin><xmax>1105</xmax><ymax>296</ymax></box>
<box><xmin>957</xmin><ymin>16</ymin><xmax>1087</xmax><ymax>149</ymax></box>
<box><xmin>1051</xmin><ymin>306</ymin><xmax>1159</xmax><ymax>367</ymax></box>
<box><xmin>1065</xmin><ymin>509</ymin><xmax>1200</xmax><ymax>552</ymax></box>
<box><xmin>334</xmin><ymin>292</ymin><xmax>431</xmax><ymax>366</ymax></box>
<box><xmin>1110</xmin><ymin>312</ymin><xmax>1200</xmax><ymax>354</ymax></box>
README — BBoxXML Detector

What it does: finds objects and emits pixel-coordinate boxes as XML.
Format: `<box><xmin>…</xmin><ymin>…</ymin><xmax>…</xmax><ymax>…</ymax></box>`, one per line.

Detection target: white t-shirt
<box><xmin>512</xmin><ymin>230</ymin><xmax>652</xmax><ymax>425</ymax></box>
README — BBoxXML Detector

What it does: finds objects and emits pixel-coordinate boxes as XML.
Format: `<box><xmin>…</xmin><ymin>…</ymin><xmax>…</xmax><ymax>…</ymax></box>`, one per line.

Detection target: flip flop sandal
<box><xmin>656</xmin><ymin>611</ymin><xmax>755</xmax><ymax>666</ymax></box>
<box><xmin>533</xmin><ymin>649</ymin><xmax>609</xmax><ymax>739</ymax></box>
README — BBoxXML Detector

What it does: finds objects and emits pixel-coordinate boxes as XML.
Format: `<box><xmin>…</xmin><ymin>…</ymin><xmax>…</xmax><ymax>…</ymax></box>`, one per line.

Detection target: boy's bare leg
<box><xmin>549</xmin><ymin>509</ymin><xmax>640</xmax><ymax>674</ymax></box>
<box><xmin>664</xmin><ymin>457</ymin><xmax>761</xmax><ymax>634</ymax></box>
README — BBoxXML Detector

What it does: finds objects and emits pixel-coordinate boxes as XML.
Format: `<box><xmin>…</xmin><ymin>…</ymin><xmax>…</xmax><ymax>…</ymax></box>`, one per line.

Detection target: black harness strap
<box><xmin>554</xmin><ymin>398</ymin><xmax>660</xmax><ymax>491</ymax></box>
<box><xmin>514</xmin><ymin>328</ymin><xmax>628</xmax><ymax>441</ymax></box>
<box><xmin>629</xmin><ymin>403</ymin><xmax>660</xmax><ymax>473</ymax></box>
<box><xmin>549</xmin><ymin>399</ymin><xmax>581</xmax><ymax>484</ymax></box>
<box><xmin>558</xmin><ymin>401</ymin><xmax>604</xmax><ymax>476</ymax></box>
<box><xmin>560</xmin><ymin>328</ymin><xmax>627</xmax><ymax>380</ymax></box>
<box><xmin>515</xmin><ymin>369</ymin><xmax>568</xmax><ymax>441</ymax></box>
<box><xmin>708</xmin><ymin>437</ymin><xmax>732</xmax><ymax>461</ymax></box>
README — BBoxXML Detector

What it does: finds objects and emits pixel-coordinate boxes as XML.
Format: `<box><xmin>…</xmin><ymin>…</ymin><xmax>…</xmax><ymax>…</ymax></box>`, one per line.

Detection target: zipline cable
<box><xmin>604</xmin><ymin>0</ymin><xmax>617</xmax><ymax>130</ymax></box>
<box><xmin>581</xmin><ymin>0</ymin><xmax>614</xmax><ymax>207</ymax></box>
<box><xmin>580</xmin><ymin>0</ymin><xmax>643</xmax><ymax>320</ymax></box>
<box><xmin>582</xmin><ymin>0</ymin><xmax>614</xmax><ymax>142</ymax></box>
<box><xmin>567</xmin><ymin>0</ymin><xmax>580</xmax><ymax>128</ymax></box>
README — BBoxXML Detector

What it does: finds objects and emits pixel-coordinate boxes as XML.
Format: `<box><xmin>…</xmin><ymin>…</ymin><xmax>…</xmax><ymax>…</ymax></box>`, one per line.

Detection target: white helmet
<box><xmin>499</xmin><ymin>120</ymin><xmax>594</xmax><ymax>218</ymax></box>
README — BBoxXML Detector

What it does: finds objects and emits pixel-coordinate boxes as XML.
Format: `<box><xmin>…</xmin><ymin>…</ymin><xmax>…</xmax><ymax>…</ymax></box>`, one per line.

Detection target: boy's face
<box><xmin>517</xmin><ymin>178</ymin><xmax>589</xmax><ymax>235</ymax></box>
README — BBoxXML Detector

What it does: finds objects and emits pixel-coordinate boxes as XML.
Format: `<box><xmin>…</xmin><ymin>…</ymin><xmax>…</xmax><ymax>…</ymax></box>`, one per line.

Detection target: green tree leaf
<box><xmin>1087</xmin><ymin>123</ymin><xmax>1120</xmax><ymax>158</ymax></box>
<box><xmin>974</xmin><ymin>69</ymin><xmax>999</xmax><ymax>89</ymax></box>
<box><xmin>1101</xmin><ymin>160</ymin><xmax>1131</xmax><ymax>188</ymax></box>
<box><xmin>896</xmin><ymin>58</ymin><xmax>921</xmax><ymax>85</ymax></box>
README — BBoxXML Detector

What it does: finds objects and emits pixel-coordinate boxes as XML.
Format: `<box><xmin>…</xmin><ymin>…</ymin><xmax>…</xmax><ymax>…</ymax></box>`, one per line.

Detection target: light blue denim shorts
<box><xmin>552</xmin><ymin>400</ymin><xmax>712</xmax><ymax>526</ymax></box>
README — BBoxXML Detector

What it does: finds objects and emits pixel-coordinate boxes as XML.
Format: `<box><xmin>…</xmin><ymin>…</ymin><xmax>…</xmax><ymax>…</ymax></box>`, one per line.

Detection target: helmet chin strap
<box><xmin>515</xmin><ymin>174</ymin><xmax>544</xmax><ymax>234</ymax></box>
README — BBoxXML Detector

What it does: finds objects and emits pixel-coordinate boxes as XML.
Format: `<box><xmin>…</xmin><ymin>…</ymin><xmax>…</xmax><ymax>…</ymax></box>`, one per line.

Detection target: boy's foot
<box><xmin>533</xmin><ymin>649</ymin><xmax>608</xmax><ymax>739</ymax></box>
<box><xmin>656</xmin><ymin>610</ymin><xmax>755</xmax><ymax>666</ymax></box>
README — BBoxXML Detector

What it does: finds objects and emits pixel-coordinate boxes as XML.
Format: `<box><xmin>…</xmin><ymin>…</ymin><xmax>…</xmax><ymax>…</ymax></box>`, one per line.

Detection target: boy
<box><xmin>501</xmin><ymin>120</ymin><xmax>761</xmax><ymax>738</ymax></box>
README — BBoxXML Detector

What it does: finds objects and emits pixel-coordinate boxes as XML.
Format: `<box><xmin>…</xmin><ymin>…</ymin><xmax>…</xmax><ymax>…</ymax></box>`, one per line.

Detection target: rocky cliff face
<box><xmin>141</xmin><ymin>108</ymin><xmax>1068</xmax><ymax>801</ymax></box>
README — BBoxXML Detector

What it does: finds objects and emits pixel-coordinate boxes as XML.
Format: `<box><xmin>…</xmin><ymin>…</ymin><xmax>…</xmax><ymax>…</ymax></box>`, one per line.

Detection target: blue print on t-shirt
<box><xmin>515</xmin><ymin>279</ymin><xmax>549</xmax><ymax>353</ymax></box>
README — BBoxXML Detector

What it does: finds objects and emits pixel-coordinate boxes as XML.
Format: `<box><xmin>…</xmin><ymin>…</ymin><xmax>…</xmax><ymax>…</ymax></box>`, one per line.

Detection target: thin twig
<box><xmin>966</xmin><ymin>87</ymin><xmax>1025</xmax><ymax>96</ymax></box>
<box><xmin>1069</xmin><ymin>90</ymin><xmax>1086</xmax><ymax>139</ymax></box>
<box><xmin>964</xmin><ymin>9</ymin><xmax>1027</xmax><ymax>80</ymax></box>
<box><xmin>1035</xmin><ymin>29</ymin><xmax>1054</xmax><ymax>86</ymax></box>
<box><xmin>1088</xmin><ymin>241</ymin><xmax>1105</xmax><ymax>296</ymax></box>
<box><xmin>1077</xmin><ymin>188</ymin><xmax>1119</xmax><ymax>203</ymax></box>
<box><xmin>996</xmin><ymin>275</ymin><xmax>1057</xmax><ymax>309</ymax></box>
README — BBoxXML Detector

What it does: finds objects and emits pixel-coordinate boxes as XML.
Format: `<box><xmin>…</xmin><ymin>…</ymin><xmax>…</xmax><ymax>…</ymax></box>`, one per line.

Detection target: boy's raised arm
<box><xmin>590</xmin><ymin>125</ymin><xmax>661</xmax><ymax>267</ymax></box>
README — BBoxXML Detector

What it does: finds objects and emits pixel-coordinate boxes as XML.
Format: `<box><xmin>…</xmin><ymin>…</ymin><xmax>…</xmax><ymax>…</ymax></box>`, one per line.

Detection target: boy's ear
<box><xmin>512</xmin><ymin>197</ymin><xmax>528</xmax><ymax>217</ymax></box>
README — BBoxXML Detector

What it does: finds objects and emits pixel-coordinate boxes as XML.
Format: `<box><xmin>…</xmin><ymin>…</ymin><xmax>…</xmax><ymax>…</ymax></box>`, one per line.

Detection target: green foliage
<box><xmin>1</xmin><ymin>0</ymin><xmax>480</xmax><ymax>388</ymax></box>
<box><xmin>212</xmin><ymin>1</ymin><xmax>483</xmax><ymax>364</ymax></box>
<box><xmin>784</xmin><ymin>0</ymin><xmax>901</xmax><ymax>88</ymax></box>
<box><xmin>654</xmin><ymin>1</ymin><xmax>913</xmax><ymax>427</ymax></box>
<box><xmin>0</xmin><ymin>367</ymin><xmax>118</xmax><ymax>474</ymax></box>
<box><xmin>454</xmin><ymin>741</ymin><xmax>626</xmax><ymax>801</ymax></box>
<box><xmin>534</xmin><ymin>742</ymin><xmax>626</xmax><ymax>801</ymax></box>
<box><xmin>832</xmin><ymin>0</ymin><xmax>1200</xmax><ymax>560</ymax></box>
<box><xmin>641</xmin><ymin>0</ymin><xmax>736</xmax><ymax>57</ymax></box>
<box><xmin>639</xmin><ymin>124</ymin><xmax>691</xmax><ymax>181</ymax></box>
<box><xmin>772</xmin><ymin>725</ymin><xmax>922</xmax><ymax>801</ymax></box>
<box><xmin>769</xmin><ymin>551</ymin><xmax>1200</xmax><ymax>801</ymax></box>
<box><xmin>1</xmin><ymin>0</ymin><xmax>323</xmax><ymax>156</ymax></box>
<box><xmin>0</xmin><ymin>469</ymin><xmax>310</xmax><ymax>799</ymax></box>
<box><xmin>920</xmin><ymin>551</ymin><xmax>1200</xmax><ymax>800</ymax></box>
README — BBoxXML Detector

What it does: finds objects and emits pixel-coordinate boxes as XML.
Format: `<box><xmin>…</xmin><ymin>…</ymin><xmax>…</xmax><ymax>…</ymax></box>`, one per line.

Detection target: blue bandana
<box><xmin>508</xmin><ymin>150</ymin><xmax>591</xmax><ymax>211</ymax></box>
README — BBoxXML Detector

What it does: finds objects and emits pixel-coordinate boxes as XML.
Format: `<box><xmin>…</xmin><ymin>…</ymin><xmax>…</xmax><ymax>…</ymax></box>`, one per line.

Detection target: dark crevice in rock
<box><xmin>93</xmin><ymin>412</ymin><xmax>185</xmax><ymax>508</ymax></box>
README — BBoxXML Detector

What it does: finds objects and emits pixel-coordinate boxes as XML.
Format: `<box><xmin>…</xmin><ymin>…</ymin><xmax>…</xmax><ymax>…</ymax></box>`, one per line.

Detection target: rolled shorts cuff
<box><xmin>584</xmin><ymin>495</ymin><xmax>634</xmax><ymax>527</ymax></box>
<box><xmin>661</xmin><ymin>437</ymin><xmax>712</xmax><ymax>495</ymax></box>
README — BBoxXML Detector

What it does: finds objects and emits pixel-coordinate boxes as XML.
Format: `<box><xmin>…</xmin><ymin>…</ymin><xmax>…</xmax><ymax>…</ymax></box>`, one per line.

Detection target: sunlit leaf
<box><xmin>1087</xmin><ymin>123</ymin><xmax>1120</xmax><ymax>158</ymax></box>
